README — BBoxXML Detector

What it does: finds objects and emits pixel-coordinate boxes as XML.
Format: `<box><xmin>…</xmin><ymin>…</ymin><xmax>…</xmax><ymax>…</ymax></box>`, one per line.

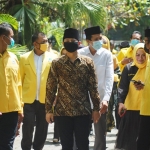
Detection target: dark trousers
<box><xmin>0</xmin><ymin>111</ymin><xmax>18</xmax><ymax>150</ymax></box>
<box><xmin>53</xmin><ymin>117</ymin><xmax>59</xmax><ymax>140</ymax></box>
<box><xmin>115</xmin><ymin>105</ymin><xmax>121</xmax><ymax>129</ymax></box>
<box><xmin>55</xmin><ymin>115</ymin><xmax>90</xmax><ymax>150</ymax></box>
<box><xmin>137</xmin><ymin>115</ymin><xmax>150</xmax><ymax>150</ymax></box>
<box><xmin>21</xmin><ymin>101</ymin><xmax>48</xmax><ymax>150</ymax></box>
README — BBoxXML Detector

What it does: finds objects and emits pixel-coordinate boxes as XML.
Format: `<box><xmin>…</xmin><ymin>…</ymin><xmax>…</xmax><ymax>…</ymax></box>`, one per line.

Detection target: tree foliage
<box><xmin>106</xmin><ymin>0</ymin><xmax>150</xmax><ymax>29</ymax></box>
<box><xmin>0</xmin><ymin>0</ymin><xmax>150</xmax><ymax>47</ymax></box>
<box><xmin>0</xmin><ymin>14</ymin><xmax>18</xmax><ymax>29</ymax></box>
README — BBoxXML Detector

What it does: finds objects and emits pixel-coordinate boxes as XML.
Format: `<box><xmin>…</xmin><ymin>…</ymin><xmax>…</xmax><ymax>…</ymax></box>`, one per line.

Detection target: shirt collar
<box><xmin>1</xmin><ymin>50</ymin><xmax>10</xmax><ymax>58</ymax></box>
<box><xmin>34</xmin><ymin>50</ymin><xmax>44</xmax><ymax>57</ymax></box>
<box><xmin>86</xmin><ymin>46</ymin><xmax>105</xmax><ymax>56</ymax></box>
<box><xmin>63</xmin><ymin>54</ymin><xmax>81</xmax><ymax>63</ymax></box>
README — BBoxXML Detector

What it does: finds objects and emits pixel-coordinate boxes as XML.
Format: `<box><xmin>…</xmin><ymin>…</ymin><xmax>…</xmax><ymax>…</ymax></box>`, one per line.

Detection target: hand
<box><xmin>18</xmin><ymin>113</ymin><xmax>23</xmax><ymax>123</ymax></box>
<box><xmin>118</xmin><ymin>103</ymin><xmax>126</xmax><ymax>116</ymax></box>
<box><xmin>133</xmin><ymin>80</ymin><xmax>144</xmax><ymax>90</ymax></box>
<box><xmin>100</xmin><ymin>101</ymin><xmax>108</xmax><ymax>114</ymax></box>
<box><xmin>121</xmin><ymin>57</ymin><xmax>133</xmax><ymax>65</ymax></box>
<box><xmin>46</xmin><ymin>113</ymin><xmax>54</xmax><ymax>123</ymax></box>
<box><xmin>16</xmin><ymin>113</ymin><xmax>23</xmax><ymax>137</ymax></box>
<box><xmin>92</xmin><ymin>111</ymin><xmax>100</xmax><ymax>123</ymax></box>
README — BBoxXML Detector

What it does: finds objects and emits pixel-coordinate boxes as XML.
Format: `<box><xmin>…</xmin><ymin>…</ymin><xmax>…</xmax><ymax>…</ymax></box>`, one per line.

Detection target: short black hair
<box><xmin>130</xmin><ymin>31</ymin><xmax>142</xmax><ymax>40</ymax></box>
<box><xmin>32</xmin><ymin>32</ymin><xmax>46</xmax><ymax>44</ymax></box>
<box><xmin>86</xmin><ymin>35</ymin><xmax>92</xmax><ymax>40</ymax></box>
<box><xmin>0</xmin><ymin>23</ymin><xmax>12</xmax><ymax>36</ymax></box>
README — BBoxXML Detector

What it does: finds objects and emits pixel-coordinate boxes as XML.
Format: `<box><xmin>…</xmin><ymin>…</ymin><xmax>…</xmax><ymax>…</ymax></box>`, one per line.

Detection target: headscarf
<box><xmin>124</xmin><ymin>43</ymin><xmax>148</xmax><ymax>110</ymax></box>
<box><xmin>132</xmin><ymin>43</ymin><xmax>148</xmax><ymax>81</ymax></box>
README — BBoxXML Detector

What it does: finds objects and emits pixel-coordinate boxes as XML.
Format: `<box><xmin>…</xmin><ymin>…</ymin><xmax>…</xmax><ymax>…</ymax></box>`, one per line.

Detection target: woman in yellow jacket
<box><xmin>136</xmin><ymin>28</ymin><xmax>150</xmax><ymax>150</ymax></box>
<box><xmin>115</xmin><ymin>43</ymin><xmax>148</xmax><ymax>150</ymax></box>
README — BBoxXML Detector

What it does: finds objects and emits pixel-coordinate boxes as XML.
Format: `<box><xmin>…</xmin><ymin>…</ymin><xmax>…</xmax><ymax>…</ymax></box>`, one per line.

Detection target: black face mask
<box><xmin>64</xmin><ymin>42</ymin><xmax>78</xmax><ymax>53</ymax></box>
<box><xmin>144</xmin><ymin>44</ymin><xmax>150</xmax><ymax>54</ymax></box>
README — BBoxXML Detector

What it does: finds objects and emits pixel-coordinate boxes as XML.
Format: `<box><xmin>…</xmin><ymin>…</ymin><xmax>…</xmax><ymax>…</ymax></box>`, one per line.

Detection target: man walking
<box><xmin>78</xmin><ymin>26</ymin><xmax>114</xmax><ymax>150</ymax></box>
<box><xmin>45</xmin><ymin>28</ymin><xmax>100</xmax><ymax>150</ymax></box>
<box><xmin>0</xmin><ymin>23</ymin><xmax>23</xmax><ymax>150</ymax></box>
<box><xmin>20</xmin><ymin>32</ymin><xmax>58</xmax><ymax>150</ymax></box>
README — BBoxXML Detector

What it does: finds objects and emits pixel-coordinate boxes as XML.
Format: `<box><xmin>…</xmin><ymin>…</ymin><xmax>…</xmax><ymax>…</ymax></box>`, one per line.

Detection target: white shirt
<box><xmin>78</xmin><ymin>46</ymin><xmax>114</xmax><ymax>102</ymax></box>
<box><xmin>34</xmin><ymin>53</ymin><xmax>43</xmax><ymax>100</ymax></box>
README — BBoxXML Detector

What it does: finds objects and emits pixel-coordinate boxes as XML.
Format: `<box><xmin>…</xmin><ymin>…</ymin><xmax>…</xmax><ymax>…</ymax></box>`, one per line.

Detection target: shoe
<box><xmin>53</xmin><ymin>138</ymin><xmax>59</xmax><ymax>143</ymax></box>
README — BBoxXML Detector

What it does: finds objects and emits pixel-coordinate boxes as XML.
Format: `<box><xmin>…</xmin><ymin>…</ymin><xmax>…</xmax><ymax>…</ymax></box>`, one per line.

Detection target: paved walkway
<box><xmin>14</xmin><ymin>123</ymin><xmax>117</xmax><ymax>150</ymax></box>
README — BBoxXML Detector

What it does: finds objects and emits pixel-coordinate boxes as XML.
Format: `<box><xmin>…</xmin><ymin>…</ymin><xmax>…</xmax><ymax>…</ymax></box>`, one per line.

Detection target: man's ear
<box><xmin>62</xmin><ymin>42</ymin><xmax>64</xmax><ymax>46</ymax></box>
<box><xmin>33</xmin><ymin>42</ymin><xmax>36</xmax><ymax>47</ymax></box>
<box><xmin>86</xmin><ymin>39</ymin><xmax>91</xmax><ymax>45</ymax></box>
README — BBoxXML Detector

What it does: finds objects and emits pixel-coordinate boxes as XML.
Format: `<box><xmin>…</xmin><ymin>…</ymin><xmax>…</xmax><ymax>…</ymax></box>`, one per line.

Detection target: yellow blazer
<box><xmin>19</xmin><ymin>50</ymin><xmax>58</xmax><ymax>104</ymax></box>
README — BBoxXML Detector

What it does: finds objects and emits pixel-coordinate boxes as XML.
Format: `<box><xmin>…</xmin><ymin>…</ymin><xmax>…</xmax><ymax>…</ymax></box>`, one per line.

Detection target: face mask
<box><xmin>92</xmin><ymin>40</ymin><xmax>103</xmax><ymax>51</ymax></box>
<box><xmin>3</xmin><ymin>36</ymin><xmax>15</xmax><ymax>48</ymax></box>
<box><xmin>130</xmin><ymin>39</ymin><xmax>140</xmax><ymax>47</ymax></box>
<box><xmin>64</xmin><ymin>42</ymin><xmax>78</xmax><ymax>53</ymax></box>
<box><xmin>39</xmin><ymin>43</ymin><xmax>48</xmax><ymax>52</ymax></box>
<box><xmin>8</xmin><ymin>38</ymin><xmax>15</xmax><ymax>48</ymax></box>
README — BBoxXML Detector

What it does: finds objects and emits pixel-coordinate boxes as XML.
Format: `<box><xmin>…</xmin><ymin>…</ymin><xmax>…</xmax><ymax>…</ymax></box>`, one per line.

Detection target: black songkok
<box><xmin>145</xmin><ymin>27</ymin><xmax>150</xmax><ymax>37</ymax></box>
<box><xmin>84</xmin><ymin>26</ymin><xmax>102</xmax><ymax>36</ymax></box>
<box><xmin>63</xmin><ymin>28</ymin><xmax>79</xmax><ymax>41</ymax></box>
<box><xmin>120</xmin><ymin>41</ymin><xmax>130</xmax><ymax>48</ymax></box>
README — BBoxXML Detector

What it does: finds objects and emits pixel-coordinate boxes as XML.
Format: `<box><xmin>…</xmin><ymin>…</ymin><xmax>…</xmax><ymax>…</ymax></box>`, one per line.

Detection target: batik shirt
<box><xmin>45</xmin><ymin>55</ymin><xmax>100</xmax><ymax>116</ymax></box>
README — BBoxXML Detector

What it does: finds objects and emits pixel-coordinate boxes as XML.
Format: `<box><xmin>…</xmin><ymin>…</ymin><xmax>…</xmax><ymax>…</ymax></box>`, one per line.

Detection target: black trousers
<box><xmin>55</xmin><ymin>115</ymin><xmax>90</xmax><ymax>150</ymax></box>
<box><xmin>21</xmin><ymin>101</ymin><xmax>48</xmax><ymax>150</ymax></box>
<box><xmin>137</xmin><ymin>115</ymin><xmax>150</xmax><ymax>150</ymax></box>
<box><xmin>53</xmin><ymin>117</ymin><xmax>59</xmax><ymax>140</ymax></box>
<box><xmin>0</xmin><ymin>111</ymin><xmax>18</xmax><ymax>150</ymax></box>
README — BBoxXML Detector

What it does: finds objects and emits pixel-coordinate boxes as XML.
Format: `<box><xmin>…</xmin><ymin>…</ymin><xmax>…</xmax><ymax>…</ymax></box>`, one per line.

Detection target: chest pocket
<box><xmin>6</xmin><ymin>66</ymin><xmax>19</xmax><ymax>84</ymax></box>
<box><xmin>5</xmin><ymin>58</ymin><xmax>19</xmax><ymax>84</ymax></box>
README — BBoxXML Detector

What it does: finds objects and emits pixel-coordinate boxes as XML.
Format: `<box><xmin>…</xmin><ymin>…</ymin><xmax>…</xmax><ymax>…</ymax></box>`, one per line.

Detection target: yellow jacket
<box><xmin>140</xmin><ymin>56</ymin><xmax>150</xmax><ymax>115</ymax></box>
<box><xmin>19</xmin><ymin>50</ymin><xmax>58</xmax><ymax>104</ymax></box>
<box><xmin>0</xmin><ymin>51</ymin><xmax>22</xmax><ymax>113</ymax></box>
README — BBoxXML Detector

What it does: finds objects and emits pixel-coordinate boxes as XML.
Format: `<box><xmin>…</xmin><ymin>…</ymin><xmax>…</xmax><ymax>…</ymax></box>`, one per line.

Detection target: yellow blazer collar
<box><xmin>29</xmin><ymin>51</ymin><xmax>36</xmax><ymax>75</ymax></box>
<box><xmin>41</xmin><ymin>51</ymin><xmax>48</xmax><ymax>74</ymax></box>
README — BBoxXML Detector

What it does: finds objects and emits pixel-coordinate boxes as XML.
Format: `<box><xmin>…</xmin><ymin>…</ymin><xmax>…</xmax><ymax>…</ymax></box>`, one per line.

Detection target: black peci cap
<box><xmin>84</xmin><ymin>26</ymin><xmax>102</xmax><ymax>37</ymax></box>
<box><xmin>63</xmin><ymin>28</ymin><xmax>79</xmax><ymax>41</ymax></box>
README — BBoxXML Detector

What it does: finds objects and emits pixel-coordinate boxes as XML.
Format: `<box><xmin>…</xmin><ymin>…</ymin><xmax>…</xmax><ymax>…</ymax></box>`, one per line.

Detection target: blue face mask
<box><xmin>92</xmin><ymin>40</ymin><xmax>103</xmax><ymax>51</ymax></box>
<box><xmin>130</xmin><ymin>39</ymin><xmax>140</xmax><ymax>47</ymax></box>
<box><xmin>8</xmin><ymin>38</ymin><xmax>15</xmax><ymax>48</ymax></box>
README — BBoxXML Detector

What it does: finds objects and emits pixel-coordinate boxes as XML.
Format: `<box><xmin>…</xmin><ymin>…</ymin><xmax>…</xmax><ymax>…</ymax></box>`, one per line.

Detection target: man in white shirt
<box><xmin>78</xmin><ymin>26</ymin><xmax>114</xmax><ymax>150</ymax></box>
<box><xmin>20</xmin><ymin>32</ymin><xmax>58</xmax><ymax>150</ymax></box>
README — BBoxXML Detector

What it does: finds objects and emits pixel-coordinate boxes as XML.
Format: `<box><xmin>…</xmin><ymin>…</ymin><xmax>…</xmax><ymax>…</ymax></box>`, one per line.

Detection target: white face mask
<box><xmin>92</xmin><ymin>40</ymin><xmax>103</xmax><ymax>51</ymax></box>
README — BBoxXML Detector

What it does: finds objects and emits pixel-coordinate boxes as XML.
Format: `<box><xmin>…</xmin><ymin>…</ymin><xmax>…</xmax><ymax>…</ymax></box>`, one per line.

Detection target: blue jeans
<box><xmin>0</xmin><ymin>111</ymin><xmax>18</xmax><ymax>150</ymax></box>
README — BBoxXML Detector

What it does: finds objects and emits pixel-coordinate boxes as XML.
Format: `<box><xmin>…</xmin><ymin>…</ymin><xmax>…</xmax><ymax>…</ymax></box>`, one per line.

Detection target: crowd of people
<box><xmin>1</xmin><ymin>22</ymin><xmax>150</xmax><ymax>150</ymax></box>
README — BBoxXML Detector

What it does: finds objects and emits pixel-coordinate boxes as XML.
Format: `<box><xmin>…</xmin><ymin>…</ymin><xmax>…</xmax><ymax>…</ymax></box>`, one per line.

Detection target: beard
<box><xmin>144</xmin><ymin>45</ymin><xmax>150</xmax><ymax>54</ymax></box>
